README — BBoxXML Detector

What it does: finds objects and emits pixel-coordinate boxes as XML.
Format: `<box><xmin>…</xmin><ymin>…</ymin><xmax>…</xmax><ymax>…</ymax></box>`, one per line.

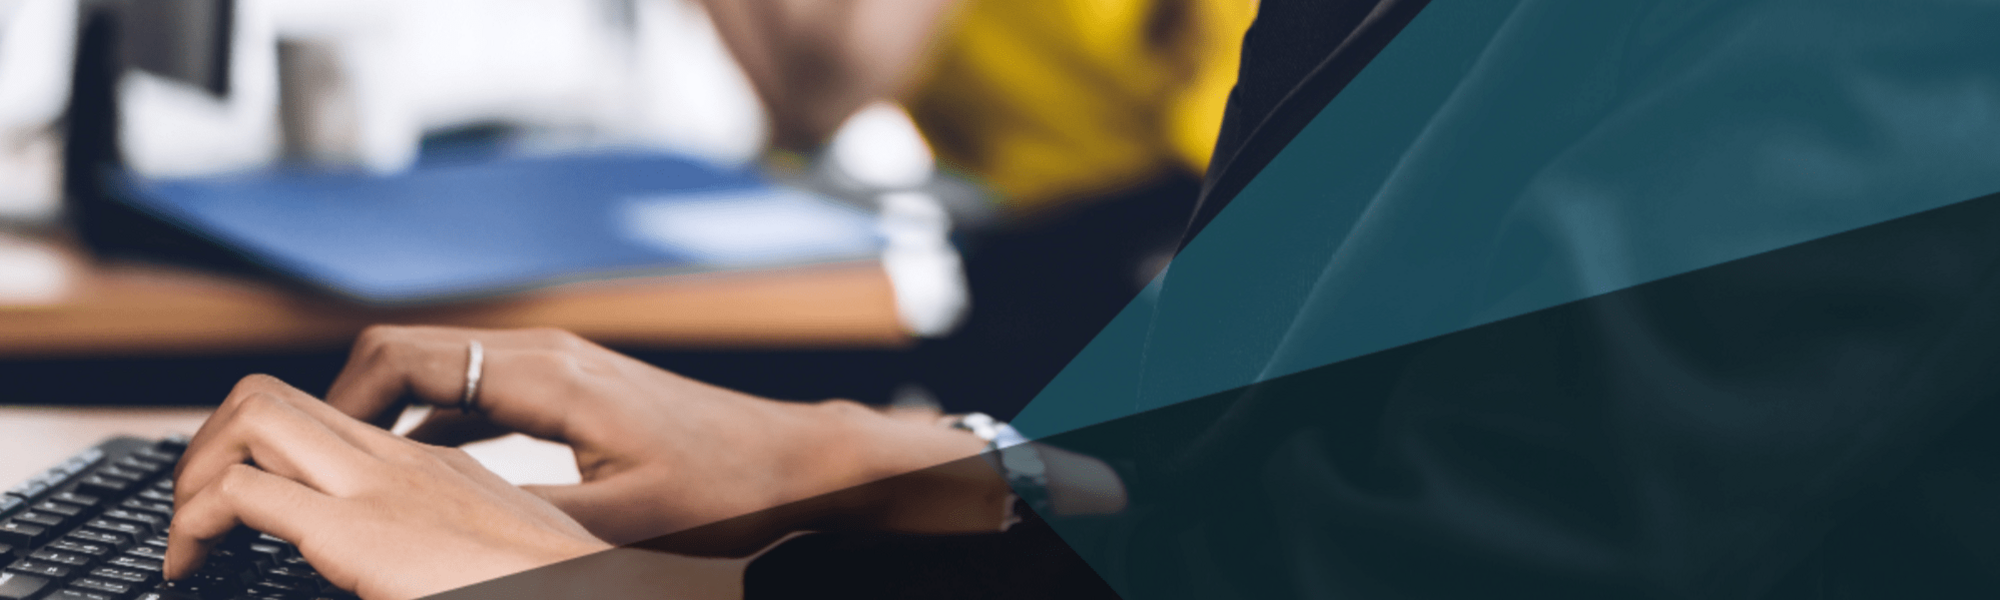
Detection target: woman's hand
<box><xmin>321</xmin><ymin>325</ymin><xmax>999</xmax><ymax>546</ymax></box>
<box><xmin>167</xmin><ymin>374</ymin><xmax>611</xmax><ymax>600</ymax></box>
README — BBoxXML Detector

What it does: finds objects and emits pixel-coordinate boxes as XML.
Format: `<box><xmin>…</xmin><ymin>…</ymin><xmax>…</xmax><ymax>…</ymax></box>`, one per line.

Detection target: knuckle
<box><xmin>356</xmin><ymin>324</ymin><xmax>405</xmax><ymax>346</ymax></box>
<box><xmin>215</xmin><ymin>463</ymin><xmax>260</xmax><ymax>497</ymax></box>
<box><xmin>168</xmin><ymin>509</ymin><xmax>198</xmax><ymax>534</ymax></box>
<box><xmin>355</xmin><ymin>325</ymin><xmax>414</xmax><ymax>362</ymax></box>
<box><xmin>226</xmin><ymin>374</ymin><xmax>284</xmax><ymax>403</ymax></box>
<box><xmin>233</xmin><ymin>391</ymin><xmax>287</xmax><ymax>418</ymax></box>
<box><xmin>353</xmin><ymin>325</ymin><xmax>390</xmax><ymax>352</ymax></box>
<box><xmin>225</xmin><ymin>394</ymin><xmax>296</xmax><ymax>443</ymax></box>
<box><xmin>372</xmin><ymin>336</ymin><xmax>414</xmax><ymax>364</ymax></box>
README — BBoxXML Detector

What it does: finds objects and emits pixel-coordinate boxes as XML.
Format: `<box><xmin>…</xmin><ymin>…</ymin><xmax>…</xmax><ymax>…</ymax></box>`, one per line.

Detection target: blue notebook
<box><xmin>118</xmin><ymin>151</ymin><xmax>883</xmax><ymax>305</ymax></box>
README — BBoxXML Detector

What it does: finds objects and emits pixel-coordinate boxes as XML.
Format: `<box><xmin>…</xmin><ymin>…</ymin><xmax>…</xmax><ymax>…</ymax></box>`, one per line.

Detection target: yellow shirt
<box><xmin>904</xmin><ymin>0</ymin><xmax>1259</xmax><ymax>214</ymax></box>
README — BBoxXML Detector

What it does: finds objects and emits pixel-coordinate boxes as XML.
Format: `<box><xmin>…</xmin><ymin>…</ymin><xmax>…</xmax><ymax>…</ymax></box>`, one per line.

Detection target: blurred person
<box><xmin>698</xmin><ymin>0</ymin><xmax>1261</xmax><ymax>417</ymax></box>
<box><xmin>704</xmin><ymin>0</ymin><xmax>1257</xmax><ymax>208</ymax></box>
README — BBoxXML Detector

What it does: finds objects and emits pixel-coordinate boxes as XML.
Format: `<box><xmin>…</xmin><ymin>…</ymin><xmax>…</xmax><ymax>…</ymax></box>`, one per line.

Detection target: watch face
<box><xmin>953</xmin><ymin>412</ymin><xmax>1001</xmax><ymax>441</ymax></box>
<box><xmin>1001</xmin><ymin>446</ymin><xmax>1049</xmax><ymax>477</ymax></box>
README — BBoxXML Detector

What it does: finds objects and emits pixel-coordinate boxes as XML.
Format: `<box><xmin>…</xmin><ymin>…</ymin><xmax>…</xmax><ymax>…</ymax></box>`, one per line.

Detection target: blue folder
<box><xmin>118</xmin><ymin>151</ymin><xmax>883</xmax><ymax>305</ymax></box>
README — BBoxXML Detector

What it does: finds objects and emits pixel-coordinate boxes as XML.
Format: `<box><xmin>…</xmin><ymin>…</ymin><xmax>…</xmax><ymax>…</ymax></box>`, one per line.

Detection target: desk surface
<box><xmin>0</xmin><ymin>406</ymin><xmax>582</xmax><ymax>489</ymax></box>
<box><xmin>0</xmin><ymin>235</ymin><xmax>910</xmax><ymax>357</ymax></box>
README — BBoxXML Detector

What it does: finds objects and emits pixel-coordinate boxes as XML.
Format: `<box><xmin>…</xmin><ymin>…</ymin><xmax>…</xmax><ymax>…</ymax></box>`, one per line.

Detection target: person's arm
<box><xmin>694</xmin><ymin>0</ymin><xmax>959</xmax><ymax>149</ymax></box>
<box><xmin>317</xmin><ymin>325</ymin><xmax>1005</xmax><ymax>546</ymax></box>
<box><xmin>169</xmin><ymin>325</ymin><xmax>1129</xmax><ymax>597</ymax></box>
<box><xmin>322</xmin><ymin>325</ymin><xmax>1127</xmax><ymax>547</ymax></box>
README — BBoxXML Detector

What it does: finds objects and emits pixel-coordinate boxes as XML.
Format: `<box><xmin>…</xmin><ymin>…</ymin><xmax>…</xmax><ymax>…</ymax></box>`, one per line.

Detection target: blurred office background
<box><xmin>0</xmin><ymin>0</ymin><xmax>1254</xmax><ymax>420</ymax></box>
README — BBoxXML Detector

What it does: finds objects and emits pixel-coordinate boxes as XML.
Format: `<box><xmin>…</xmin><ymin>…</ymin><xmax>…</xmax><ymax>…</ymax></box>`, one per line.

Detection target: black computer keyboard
<box><xmin>1</xmin><ymin>437</ymin><xmax>353</xmax><ymax>600</ymax></box>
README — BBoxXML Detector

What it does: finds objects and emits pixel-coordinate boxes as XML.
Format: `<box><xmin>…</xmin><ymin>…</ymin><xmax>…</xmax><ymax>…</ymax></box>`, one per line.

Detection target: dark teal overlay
<box><xmin>1015</xmin><ymin>0</ymin><xmax>2000</xmax><ymax>439</ymax></box>
<box><xmin>1007</xmin><ymin>0</ymin><xmax>2000</xmax><ymax>597</ymax></box>
<box><xmin>1032</xmin><ymin>188</ymin><xmax>2000</xmax><ymax>598</ymax></box>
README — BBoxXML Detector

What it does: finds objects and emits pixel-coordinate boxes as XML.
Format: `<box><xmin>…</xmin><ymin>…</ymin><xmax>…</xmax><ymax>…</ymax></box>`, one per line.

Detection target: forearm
<box><xmin>782</xmin><ymin>401</ymin><xmax>1129</xmax><ymax>534</ymax></box>
<box><xmin>786</xmin><ymin>399</ymin><xmax>1010</xmax><ymax>531</ymax></box>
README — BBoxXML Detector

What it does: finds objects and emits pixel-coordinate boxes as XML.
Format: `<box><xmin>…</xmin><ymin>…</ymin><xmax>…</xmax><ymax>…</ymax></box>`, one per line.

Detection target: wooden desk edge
<box><xmin>0</xmin><ymin>256</ymin><xmax>912</xmax><ymax>357</ymax></box>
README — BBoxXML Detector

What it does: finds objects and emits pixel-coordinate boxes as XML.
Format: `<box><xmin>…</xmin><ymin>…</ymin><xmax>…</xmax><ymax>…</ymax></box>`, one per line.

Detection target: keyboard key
<box><xmin>85</xmin><ymin>519</ymin><xmax>148</xmax><ymax>539</ymax></box>
<box><xmin>252</xmin><ymin>578</ymin><xmax>311</xmax><ymax>595</ymax></box>
<box><xmin>75</xmin><ymin>476</ymin><xmax>131</xmax><ymax>499</ymax></box>
<box><xmin>155</xmin><ymin>437</ymin><xmax>188</xmax><ymax>454</ymax></box>
<box><xmin>89</xmin><ymin>565</ymin><xmax>156</xmax><ymax>585</ymax></box>
<box><xmin>247</xmin><ymin>543</ymin><xmax>290</xmax><ymax>564</ymax></box>
<box><xmin>54</xmin><ymin>449</ymin><xmax>106</xmax><ymax>477</ymax></box>
<box><xmin>67</xmin><ymin>529</ymin><xmax>130</xmax><ymax>549</ymax></box>
<box><xmin>72</xmin><ymin>577</ymin><xmax>134</xmax><ymax>597</ymax></box>
<box><xmin>52</xmin><ymin>492</ymin><xmax>102</xmax><ymax>508</ymax></box>
<box><xmin>0</xmin><ymin>571</ymin><xmax>52</xmax><ymax>600</ymax></box>
<box><xmin>0</xmin><ymin>521</ymin><xmax>49</xmax><ymax>549</ymax></box>
<box><xmin>10</xmin><ymin>511</ymin><xmax>64</xmax><ymax>529</ymax></box>
<box><xmin>124</xmin><ymin>546</ymin><xmax>165</xmax><ymax>561</ymax></box>
<box><xmin>0</xmin><ymin>545</ymin><xmax>11</xmax><ymax>560</ymax></box>
<box><xmin>203</xmin><ymin>548</ymin><xmax>247</xmax><ymax>567</ymax></box>
<box><xmin>106</xmin><ymin>556</ymin><xmax>161</xmax><ymax>574</ymax></box>
<box><xmin>135</xmin><ymin>489</ymin><xmax>174</xmax><ymax>505</ymax></box>
<box><xmin>101</xmin><ymin>511</ymin><xmax>165</xmax><ymax>537</ymax></box>
<box><xmin>119</xmin><ymin>500</ymin><xmax>173</xmax><ymax>518</ymax></box>
<box><xmin>0</xmin><ymin>496</ymin><xmax>21</xmax><ymax>516</ymax></box>
<box><xmin>148</xmin><ymin>580</ymin><xmax>215</xmax><ymax>600</ymax></box>
<box><xmin>113</xmin><ymin>457</ymin><xmax>166</xmax><ymax>475</ymax></box>
<box><xmin>261</xmin><ymin>565</ymin><xmax>316</xmax><ymax>582</ymax></box>
<box><xmin>3</xmin><ymin>481</ymin><xmax>48</xmax><ymax>501</ymax></box>
<box><xmin>163</xmin><ymin>566</ymin><xmax>246</xmax><ymax>599</ymax></box>
<box><xmin>6</xmin><ymin>557</ymin><xmax>73</xmax><ymax>578</ymax></box>
<box><xmin>50</xmin><ymin>589</ymin><xmax>118</xmax><ymax>600</ymax></box>
<box><xmin>94</xmin><ymin>466</ymin><xmax>148</xmax><ymax>483</ymax></box>
<box><xmin>35</xmin><ymin>501</ymin><xmax>85</xmax><ymax>518</ymax></box>
<box><xmin>29</xmin><ymin>548</ymin><xmax>94</xmax><ymax>567</ymax></box>
<box><xmin>133</xmin><ymin>448</ymin><xmax>180</xmax><ymax>465</ymax></box>
<box><xmin>50</xmin><ymin>540</ymin><xmax>114</xmax><ymax>557</ymax></box>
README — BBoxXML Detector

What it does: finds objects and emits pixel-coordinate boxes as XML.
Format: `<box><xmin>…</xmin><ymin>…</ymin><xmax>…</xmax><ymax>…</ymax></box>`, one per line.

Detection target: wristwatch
<box><xmin>950</xmin><ymin>412</ymin><xmax>1051</xmax><ymax>523</ymax></box>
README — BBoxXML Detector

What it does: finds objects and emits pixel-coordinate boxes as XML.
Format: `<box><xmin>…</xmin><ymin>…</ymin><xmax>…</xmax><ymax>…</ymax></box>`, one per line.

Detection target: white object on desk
<box><xmin>461</xmin><ymin>433</ymin><xmax>583</xmax><ymax>487</ymax></box>
<box><xmin>617</xmin><ymin>188</ymin><xmax>882</xmax><ymax>267</ymax></box>
<box><xmin>0</xmin><ymin>234</ymin><xmax>70</xmax><ymax>304</ymax></box>
<box><xmin>879</xmin><ymin>191</ymin><xmax>969</xmax><ymax>338</ymax></box>
<box><xmin>393</xmin><ymin>403</ymin><xmax>583</xmax><ymax>487</ymax></box>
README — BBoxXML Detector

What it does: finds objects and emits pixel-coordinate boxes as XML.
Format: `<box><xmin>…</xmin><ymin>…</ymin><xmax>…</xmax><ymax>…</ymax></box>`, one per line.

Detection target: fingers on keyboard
<box><xmin>5</xmin><ymin>438</ymin><xmax>352</xmax><ymax>600</ymax></box>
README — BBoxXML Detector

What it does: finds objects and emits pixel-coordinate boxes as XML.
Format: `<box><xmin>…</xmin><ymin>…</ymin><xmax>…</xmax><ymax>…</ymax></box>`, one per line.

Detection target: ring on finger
<box><xmin>460</xmin><ymin>339</ymin><xmax>485</xmax><ymax>414</ymax></box>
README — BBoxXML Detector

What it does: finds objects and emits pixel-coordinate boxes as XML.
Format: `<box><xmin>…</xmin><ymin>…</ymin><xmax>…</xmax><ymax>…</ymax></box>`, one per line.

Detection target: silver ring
<box><xmin>460</xmin><ymin>339</ymin><xmax>485</xmax><ymax>413</ymax></box>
